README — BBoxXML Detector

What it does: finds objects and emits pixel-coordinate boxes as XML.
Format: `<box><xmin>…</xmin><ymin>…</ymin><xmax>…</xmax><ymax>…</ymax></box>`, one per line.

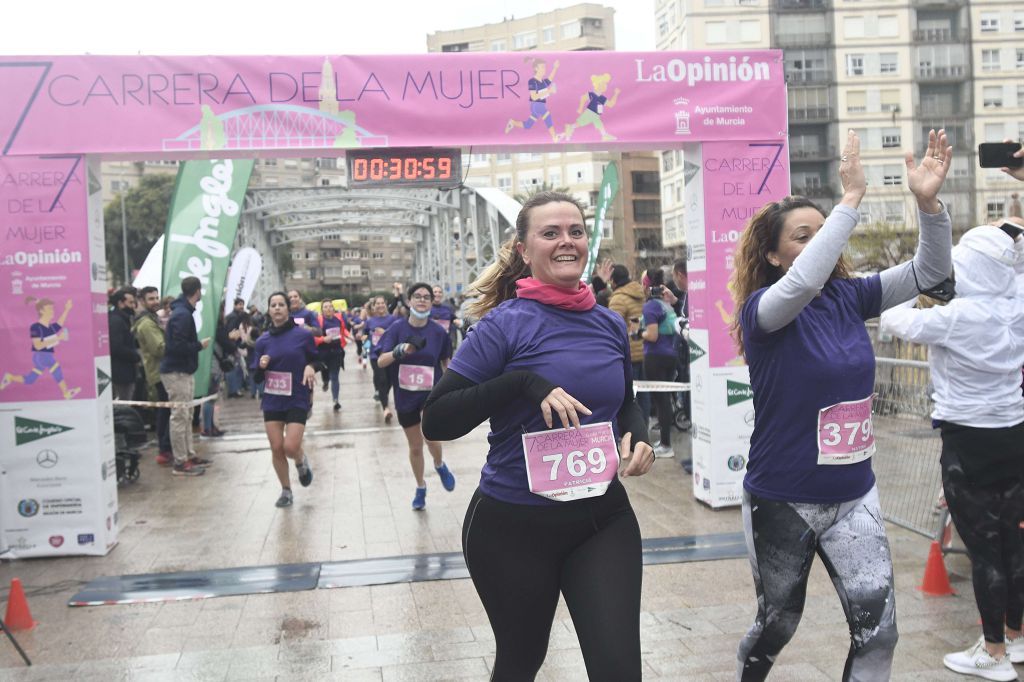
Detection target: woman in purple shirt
<box><xmin>252</xmin><ymin>292</ymin><xmax>318</xmax><ymax>508</ymax></box>
<box><xmin>365</xmin><ymin>296</ymin><xmax>399</xmax><ymax>423</ymax></box>
<box><xmin>375</xmin><ymin>282</ymin><xmax>455</xmax><ymax>511</ymax></box>
<box><xmin>422</xmin><ymin>192</ymin><xmax>655</xmax><ymax>681</ymax></box>
<box><xmin>730</xmin><ymin>130</ymin><xmax>954</xmax><ymax>680</ymax></box>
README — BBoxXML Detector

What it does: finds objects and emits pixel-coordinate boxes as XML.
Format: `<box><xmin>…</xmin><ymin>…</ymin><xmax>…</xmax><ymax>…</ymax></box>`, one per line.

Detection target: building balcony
<box><xmin>792</xmin><ymin>184</ymin><xmax>835</xmax><ymax>197</ymax></box>
<box><xmin>788</xmin><ymin>106</ymin><xmax>834</xmax><ymax>122</ymax></box>
<box><xmin>910</xmin><ymin>0</ymin><xmax>965</xmax><ymax>8</ymax></box>
<box><xmin>774</xmin><ymin>0</ymin><xmax>831</xmax><ymax>10</ymax></box>
<box><xmin>790</xmin><ymin>145</ymin><xmax>835</xmax><ymax>162</ymax></box>
<box><xmin>915</xmin><ymin>65</ymin><xmax>967</xmax><ymax>81</ymax></box>
<box><xmin>774</xmin><ymin>32</ymin><xmax>832</xmax><ymax>48</ymax></box>
<box><xmin>912</xmin><ymin>27</ymin><xmax>968</xmax><ymax>42</ymax></box>
<box><xmin>785</xmin><ymin>70</ymin><xmax>832</xmax><ymax>85</ymax></box>
<box><xmin>940</xmin><ymin>177</ymin><xmax>973</xmax><ymax>192</ymax></box>
<box><xmin>917</xmin><ymin>104</ymin><xmax>969</xmax><ymax>119</ymax></box>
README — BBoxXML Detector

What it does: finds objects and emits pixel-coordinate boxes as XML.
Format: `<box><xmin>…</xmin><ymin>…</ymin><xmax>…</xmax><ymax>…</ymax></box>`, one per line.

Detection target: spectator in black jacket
<box><xmin>158</xmin><ymin>276</ymin><xmax>211</xmax><ymax>476</ymax></box>
<box><xmin>108</xmin><ymin>288</ymin><xmax>140</xmax><ymax>401</ymax></box>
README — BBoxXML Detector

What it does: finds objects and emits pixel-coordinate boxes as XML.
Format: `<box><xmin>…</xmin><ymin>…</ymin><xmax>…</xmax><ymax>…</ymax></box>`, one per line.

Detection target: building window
<box><xmin>987</xmin><ymin>201</ymin><xmax>1005</xmax><ymax>220</ymax></box>
<box><xmin>1017</xmin><ymin>49</ymin><xmax>1024</xmax><ymax>69</ymax></box>
<box><xmin>846</xmin><ymin>55</ymin><xmax>865</xmax><ymax>76</ymax></box>
<box><xmin>880</xmin><ymin>89</ymin><xmax>900</xmax><ymax>112</ymax></box>
<box><xmin>881</xmin><ymin>129</ymin><xmax>902</xmax><ymax>148</ymax></box>
<box><xmin>658</xmin><ymin>14</ymin><xmax>670</xmax><ymax>37</ymax></box>
<box><xmin>980</xmin><ymin>13</ymin><xmax>1000</xmax><ymax>32</ymax></box>
<box><xmin>497</xmin><ymin>176</ymin><xmax>512</xmax><ymax>191</ymax></box>
<box><xmin>879</xmin><ymin>53</ymin><xmax>898</xmax><ymax>75</ymax></box>
<box><xmin>882</xmin><ymin>166</ymin><xmax>903</xmax><ymax>186</ymax></box>
<box><xmin>441</xmin><ymin>42</ymin><xmax>469</xmax><ymax>52</ymax></box>
<box><xmin>662</xmin><ymin>151</ymin><xmax>675</xmax><ymax>173</ymax></box>
<box><xmin>490</xmin><ymin>40</ymin><xmax>506</xmax><ymax>51</ymax></box>
<box><xmin>982</xmin><ymin>49</ymin><xmax>1002</xmax><ymax>72</ymax></box>
<box><xmin>706</xmin><ymin>22</ymin><xmax>727</xmax><ymax>44</ymax></box>
<box><xmin>496</xmin><ymin>152</ymin><xmax>511</xmax><ymax>162</ymax></box>
<box><xmin>1015</xmin><ymin>12</ymin><xmax>1024</xmax><ymax>32</ymax></box>
<box><xmin>847</xmin><ymin>90</ymin><xmax>867</xmax><ymax>113</ymax></box>
<box><xmin>983</xmin><ymin>86</ymin><xmax>1004</xmax><ymax>108</ymax></box>
<box><xmin>371</xmin><ymin>252</ymin><xmax>384</xmax><ymax>260</ymax></box>
<box><xmin>561</xmin><ymin>20</ymin><xmax>581</xmax><ymax>39</ymax></box>
<box><xmin>1019</xmin><ymin>85</ymin><xmax>1024</xmax><ymax>107</ymax></box>
<box><xmin>548</xmin><ymin>170</ymin><xmax>561</xmax><ymax>187</ymax></box>
<box><xmin>878</xmin><ymin>16</ymin><xmax>898</xmax><ymax>38</ymax></box>
<box><xmin>844</xmin><ymin>17</ymin><xmax>865</xmax><ymax>39</ymax></box>
<box><xmin>631</xmin><ymin>171</ymin><xmax>661</xmax><ymax>194</ymax></box>
<box><xmin>633</xmin><ymin>200</ymin><xmax>661</xmax><ymax>222</ymax></box>
<box><xmin>542</xmin><ymin>27</ymin><xmax>555</xmax><ymax>44</ymax></box>
<box><xmin>513</xmin><ymin>32</ymin><xmax>537</xmax><ymax>50</ymax></box>
<box><xmin>739</xmin><ymin>20</ymin><xmax>761</xmax><ymax>43</ymax></box>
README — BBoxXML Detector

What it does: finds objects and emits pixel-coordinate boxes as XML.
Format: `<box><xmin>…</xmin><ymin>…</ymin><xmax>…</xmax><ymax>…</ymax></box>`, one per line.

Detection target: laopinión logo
<box><xmin>15</xmin><ymin>416</ymin><xmax>73</xmax><ymax>446</ymax></box>
<box><xmin>726</xmin><ymin>380</ymin><xmax>753</xmax><ymax>406</ymax></box>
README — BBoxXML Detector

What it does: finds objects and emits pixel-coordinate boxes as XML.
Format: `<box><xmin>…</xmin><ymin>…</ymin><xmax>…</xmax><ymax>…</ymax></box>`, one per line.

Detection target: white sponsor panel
<box><xmin>0</xmin><ymin>398</ymin><xmax>118</xmax><ymax>557</ymax></box>
<box><xmin>223</xmin><ymin>247</ymin><xmax>263</xmax><ymax>315</ymax></box>
<box><xmin>683</xmin><ymin>143</ymin><xmax>707</xmax><ymax>271</ymax></box>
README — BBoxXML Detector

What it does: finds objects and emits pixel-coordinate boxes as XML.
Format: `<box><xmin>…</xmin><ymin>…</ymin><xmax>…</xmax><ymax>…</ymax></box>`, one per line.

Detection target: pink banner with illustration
<box><xmin>0</xmin><ymin>155</ymin><xmax>95</xmax><ymax>401</ymax></box>
<box><xmin>0</xmin><ymin>52</ymin><xmax>785</xmax><ymax>157</ymax></box>
<box><xmin>700</xmin><ymin>140</ymin><xmax>790</xmax><ymax>368</ymax></box>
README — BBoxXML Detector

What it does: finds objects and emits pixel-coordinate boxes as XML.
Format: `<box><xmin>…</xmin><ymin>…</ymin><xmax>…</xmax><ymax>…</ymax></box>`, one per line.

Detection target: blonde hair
<box><xmin>730</xmin><ymin>196</ymin><xmax>852</xmax><ymax>357</ymax></box>
<box><xmin>468</xmin><ymin>191</ymin><xmax>586</xmax><ymax>319</ymax></box>
<box><xmin>590</xmin><ymin>73</ymin><xmax>611</xmax><ymax>89</ymax></box>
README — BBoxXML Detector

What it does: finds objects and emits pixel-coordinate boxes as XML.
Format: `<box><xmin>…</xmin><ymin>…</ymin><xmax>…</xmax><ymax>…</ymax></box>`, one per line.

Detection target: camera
<box><xmin>649</xmin><ymin>286</ymin><xmax>663</xmax><ymax>298</ymax></box>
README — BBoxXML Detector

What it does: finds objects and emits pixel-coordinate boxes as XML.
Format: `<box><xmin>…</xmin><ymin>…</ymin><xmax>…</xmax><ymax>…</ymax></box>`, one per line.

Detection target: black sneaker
<box><xmin>321</xmin><ymin>380</ymin><xmax>329</xmax><ymax>392</ymax></box>
<box><xmin>172</xmin><ymin>461</ymin><xmax>205</xmax><ymax>476</ymax></box>
<box><xmin>333</xmin><ymin>402</ymin><xmax>341</xmax><ymax>412</ymax></box>
<box><xmin>297</xmin><ymin>456</ymin><xmax>313</xmax><ymax>487</ymax></box>
<box><xmin>275</xmin><ymin>489</ymin><xmax>293</xmax><ymax>507</ymax></box>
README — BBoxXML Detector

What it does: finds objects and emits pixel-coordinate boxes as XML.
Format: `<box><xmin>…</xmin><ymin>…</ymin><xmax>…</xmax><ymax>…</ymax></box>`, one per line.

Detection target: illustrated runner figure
<box><xmin>563</xmin><ymin>73</ymin><xmax>621</xmax><ymax>143</ymax></box>
<box><xmin>1</xmin><ymin>297</ymin><xmax>80</xmax><ymax>399</ymax></box>
<box><xmin>505</xmin><ymin>58</ymin><xmax>561</xmax><ymax>142</ymax></box>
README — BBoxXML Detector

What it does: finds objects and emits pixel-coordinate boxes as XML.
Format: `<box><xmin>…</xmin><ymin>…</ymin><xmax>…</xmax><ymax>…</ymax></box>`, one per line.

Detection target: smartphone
<box><xmin>997</xmin><ymin>220</ymin><xmax>1024</xmax><ymax>240</ymax></box>
<box><xmin>978</xmin><ymin>142</ymin><xmax>1023</xmax><ymax>169</ymax></box>
<box><xmin>649</xmin><ymin>286</ymin><xmax>664</xmax><ymax>298</ymax></box>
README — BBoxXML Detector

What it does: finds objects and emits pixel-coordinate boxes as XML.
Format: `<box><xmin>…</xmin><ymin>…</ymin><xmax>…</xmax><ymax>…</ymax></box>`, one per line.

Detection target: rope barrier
<box><xmin>634</xmin><ymin>381</ymin><xmax>690</xmax><ymax>393</ymax></box>
<box><xmin>112</xmin><ymin>394</ymin><xmax>219</xmax><ymax>409</ymax></box>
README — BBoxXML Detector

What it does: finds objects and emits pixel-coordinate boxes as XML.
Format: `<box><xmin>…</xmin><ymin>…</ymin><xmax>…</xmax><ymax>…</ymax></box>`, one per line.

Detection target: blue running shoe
<box><xmin>296</xmin><ymin>456</ymin><xmax>313</xmax><ymax>487</ymax></box>
<box><xmin>412</xmin><ymin>486</ymin><xmax>426</xmax><ymax>511</ymax></box>
<box><xmin>436</xmin><ymin>462</ymin><xmax>456</xmax><ymax>492</ymax></box>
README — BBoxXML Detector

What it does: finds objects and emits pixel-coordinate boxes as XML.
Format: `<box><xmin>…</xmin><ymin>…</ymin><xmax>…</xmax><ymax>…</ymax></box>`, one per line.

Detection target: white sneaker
<box><xmin>1006</xmin><ymin>635</ymin><xmax>1024</xmax><ymax>664</ymax></box>
<box><xmin>943</xmin><ymin>637</ymin><xmax>1018</xmax><ymax>681</ymax></box>
<box><xmin>653</xmin><ymin>443</ymin><xmax>674</xmax><ymax>458</ymax></box>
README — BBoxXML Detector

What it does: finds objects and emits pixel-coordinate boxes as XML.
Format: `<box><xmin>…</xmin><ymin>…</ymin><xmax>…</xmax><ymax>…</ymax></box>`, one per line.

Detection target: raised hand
<box><xmin>906</xmin><ymin>128</ymin><xmax>951</xmax><ymax>213</ymax></box>
<box><xmin>838</xmin><ymin>129</ymin><xmax>866</xmax><ymax>208</ymax></box>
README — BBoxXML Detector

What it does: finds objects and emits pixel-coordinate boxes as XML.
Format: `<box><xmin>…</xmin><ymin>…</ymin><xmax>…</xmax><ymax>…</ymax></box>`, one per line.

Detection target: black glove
<box><xmin>392</xmin><ymin>344</ymin><xmax>407</xmax><ymax>361</ymax></box>
<box><xmin>407</xmin><ymin>335</ymin><xmax>427</xmax><ymax>351</ymax></box>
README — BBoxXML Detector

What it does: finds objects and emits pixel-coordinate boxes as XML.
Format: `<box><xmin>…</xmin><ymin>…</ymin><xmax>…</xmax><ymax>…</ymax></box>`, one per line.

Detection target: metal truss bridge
<box><xmin>238</xmin><ymin>185</ymin><xmax>521</xmax><ymax>302</ymax></box>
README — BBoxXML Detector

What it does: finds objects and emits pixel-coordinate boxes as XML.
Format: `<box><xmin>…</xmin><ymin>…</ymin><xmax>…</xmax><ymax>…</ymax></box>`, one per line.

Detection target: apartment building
<box><xmin>656</xmin><ymin>0</ymin><xmax>1024</xmax><ymax>247</ymax></box>
<box><xmin>429</xmin><ymin>4</ymin><xmax>673</xmax><ymax>276</ymax></box>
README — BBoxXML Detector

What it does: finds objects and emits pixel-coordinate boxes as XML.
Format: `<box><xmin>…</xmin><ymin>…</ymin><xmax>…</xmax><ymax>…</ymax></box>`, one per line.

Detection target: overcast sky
<box><xmin>4</xmin><ymin>0</ymin><xmax>656</xmax><ymax>54</ymax></box>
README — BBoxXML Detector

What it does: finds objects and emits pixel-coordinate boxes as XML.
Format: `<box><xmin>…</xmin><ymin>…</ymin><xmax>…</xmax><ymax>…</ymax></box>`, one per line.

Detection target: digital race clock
<box><xmin>346</xmin><ymin>148</ymin><xmax>461</xmax><ymax>188</ymax></box>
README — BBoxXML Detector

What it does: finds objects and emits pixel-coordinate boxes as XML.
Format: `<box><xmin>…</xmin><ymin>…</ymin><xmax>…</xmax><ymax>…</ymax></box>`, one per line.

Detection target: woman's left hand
<box><xmin>618</xmin><ymin>432</ymin><xmax>655</xmax><ymax>478</ymax></box>
<box><xmin>303</xmin><ymin>365</ymin><xmax>317</xmax><ymax>390</ymax></box>
<box><xmin>906</xmin><ymin>128</ymin><xmax>951</xmax><ymax>211</ymax></box>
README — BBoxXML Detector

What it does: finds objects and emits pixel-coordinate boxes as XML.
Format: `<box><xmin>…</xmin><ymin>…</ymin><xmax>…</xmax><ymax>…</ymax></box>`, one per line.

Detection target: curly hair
<box><xmin>468</xmin><ymin>191</ymin><xmax>587</xmax><ymax>319</ymax></box>
<box><xmin>730</xmin><ymin>196</ymin><xmax>853</xmax><ymax>357</ymax></box>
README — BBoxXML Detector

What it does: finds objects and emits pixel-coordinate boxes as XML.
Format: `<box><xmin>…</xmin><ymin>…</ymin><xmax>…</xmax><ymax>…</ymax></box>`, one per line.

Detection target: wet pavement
<box><xmin>0</xmin><ymin>355</ymin><xmax>994</xmax><ymax>680</ymax></box>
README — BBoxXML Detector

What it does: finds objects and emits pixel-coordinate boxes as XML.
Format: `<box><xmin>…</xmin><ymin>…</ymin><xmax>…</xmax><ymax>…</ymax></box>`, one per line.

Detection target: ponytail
<box><xmin>468</xmin><ymin>239</ymin><xmax>530</xmax><ymax>319</ymax></box>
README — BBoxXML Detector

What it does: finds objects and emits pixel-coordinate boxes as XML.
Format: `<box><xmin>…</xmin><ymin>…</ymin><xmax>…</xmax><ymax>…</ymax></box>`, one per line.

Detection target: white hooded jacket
<box><xmin>879</xmin><ymin>226</ymin><xmax>1024</xmax><ymax>427</ymax></box>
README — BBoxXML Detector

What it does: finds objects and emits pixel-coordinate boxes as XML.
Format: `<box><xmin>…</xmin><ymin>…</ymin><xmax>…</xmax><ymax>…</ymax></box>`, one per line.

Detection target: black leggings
<box><xmin>643</xmin><ymin>353</ymin><xmax>675</xmax><ymax>447</ymax></box>
<box><xmin>370</xmin><ymin>358</ymin><xmax>391</xmax><ymax>409</ymax></box>
<box><xmin>462</xmin><ymin>482</ymin><xmax>642</xmax><ymax>681</ymax></box>
<box><xmin>942</xmin><ymin>448</ymin><xmax>1024</xmax><ymax>643</ymax></box>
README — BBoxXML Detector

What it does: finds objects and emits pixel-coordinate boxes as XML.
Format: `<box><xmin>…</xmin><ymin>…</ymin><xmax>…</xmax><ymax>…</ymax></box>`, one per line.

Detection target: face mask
<box><xmin>409</xmin><ymin>307</ymin><xmax>431</xmax><ymax>320</ymax></box>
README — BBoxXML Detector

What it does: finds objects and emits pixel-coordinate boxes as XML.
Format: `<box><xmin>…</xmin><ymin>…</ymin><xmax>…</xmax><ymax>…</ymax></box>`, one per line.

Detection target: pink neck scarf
<box><xmin>515</xmin><ymin>277</ymin><xmax>596</xmax><ymax>312</ymax></box>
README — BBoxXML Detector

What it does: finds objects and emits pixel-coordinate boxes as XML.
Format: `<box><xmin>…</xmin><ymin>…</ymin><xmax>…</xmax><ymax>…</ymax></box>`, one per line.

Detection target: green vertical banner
<box><xmin>161</xmin><ymin>159</ymin><xmax>254</xmax><ymax>396</ymax></box>
<box><xmin>584</xmin><ymin>162</ymin><xmax>619</xmax><ymax>283</ymax></box>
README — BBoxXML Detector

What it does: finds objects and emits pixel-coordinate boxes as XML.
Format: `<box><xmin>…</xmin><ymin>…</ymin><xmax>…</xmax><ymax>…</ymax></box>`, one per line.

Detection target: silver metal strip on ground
<box><xmin>68</xmin><ymin>533</ymin><xmax>747</xmax><ymax>606</ymax></box>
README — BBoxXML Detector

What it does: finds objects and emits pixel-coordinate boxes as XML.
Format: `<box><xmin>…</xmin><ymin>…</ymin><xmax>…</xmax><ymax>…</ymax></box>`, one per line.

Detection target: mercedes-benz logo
<box><xmin>36</xmin><ymin>449</ymin><xmax>58</xmax><ymax>468</ymax></box>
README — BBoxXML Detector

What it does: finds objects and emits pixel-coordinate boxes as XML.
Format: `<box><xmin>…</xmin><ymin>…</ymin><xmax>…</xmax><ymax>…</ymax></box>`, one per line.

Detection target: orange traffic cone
<box><xmin>917</xmin><ymin>541</ymin><xmax>955</xmax><ymax>596</ymax></box>
<box><xmin>4</xmin><ymin>578</ymin><xmax>36</xmax><ymax>630</ymax></box>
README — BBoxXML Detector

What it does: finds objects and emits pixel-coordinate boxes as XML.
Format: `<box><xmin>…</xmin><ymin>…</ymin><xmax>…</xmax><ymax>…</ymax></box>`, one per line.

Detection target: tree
<box><xmin>104</xmin><ymin>173</ymin><xmax>176</xmax><ymax>285</ymax></box>
<box><xmin>513</xmin><ymin>181</ymin><xmax>571</xmax><ymax>205</ymax></box>
<box><xmin>847</xmin><ymin>221</ymin><xmax>919</xmax><ymax>272</ymax></box>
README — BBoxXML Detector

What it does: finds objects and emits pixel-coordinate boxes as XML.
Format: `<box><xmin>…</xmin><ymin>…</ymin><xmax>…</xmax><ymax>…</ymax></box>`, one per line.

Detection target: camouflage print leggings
<box><xmin>942</xmin><ymin>451</ymin><xmax>1024</xmax><ymax>644</ymax></box>
<box><xmin>737</xmin><ymin>486</ymin><xmax>898</xmax><ymax>682</ymax></box>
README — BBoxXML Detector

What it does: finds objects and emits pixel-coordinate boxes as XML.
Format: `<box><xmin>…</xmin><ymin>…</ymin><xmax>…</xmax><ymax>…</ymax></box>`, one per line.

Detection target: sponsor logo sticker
<box><xmin>726</xmin><ymin>380</ymin><xmax>753</xmax><ymax>406</ymax></box>
<box><xmin>15</xmin><ymin>416</ymin><xmax>73</xmax><ymax>446</ymax></box>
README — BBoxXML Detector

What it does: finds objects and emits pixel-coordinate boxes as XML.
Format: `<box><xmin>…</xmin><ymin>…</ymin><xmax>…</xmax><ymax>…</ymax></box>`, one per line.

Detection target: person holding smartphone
<box><xmin>639</xmin><ymin>268</ymin><xmax>678</xmax><ymax>458</ymax></box>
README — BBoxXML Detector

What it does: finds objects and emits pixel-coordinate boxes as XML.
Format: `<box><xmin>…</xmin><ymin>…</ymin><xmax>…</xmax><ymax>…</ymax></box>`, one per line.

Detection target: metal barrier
<box><xmin>866</xmin><ymin>322</ymin><xmax>944</xmax><ymax>539</ymax></box>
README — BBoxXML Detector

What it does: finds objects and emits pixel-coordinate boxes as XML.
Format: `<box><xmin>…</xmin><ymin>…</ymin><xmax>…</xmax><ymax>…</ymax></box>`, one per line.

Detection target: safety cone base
<box><xmin>918</xmin><ymin>540</ymin><xmax>956</xmax><ymax>597</ymax></box>
<box><xmin>4</xmin><ymin>578</ymin><xmax>37</xmax><ymax>631</ymax></box>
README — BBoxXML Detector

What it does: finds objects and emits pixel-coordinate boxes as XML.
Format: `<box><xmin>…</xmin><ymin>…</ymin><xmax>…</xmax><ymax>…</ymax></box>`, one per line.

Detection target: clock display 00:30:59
<box><xmin>351</xmin><ymin>156</ymin><xmax>454</xmax><ymax>181</ymax></box>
